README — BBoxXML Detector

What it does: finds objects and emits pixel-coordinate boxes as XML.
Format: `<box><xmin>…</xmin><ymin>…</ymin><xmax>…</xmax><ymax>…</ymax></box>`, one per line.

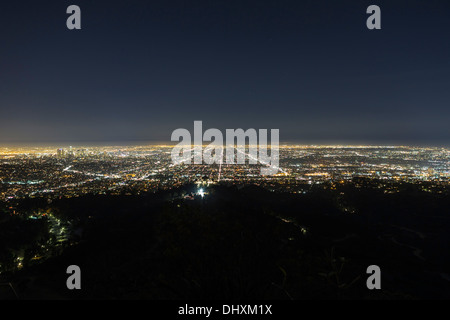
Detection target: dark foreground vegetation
<box><xmin>1</xmin><ymin>180</ymin><xmax>450</xmax><ymax>299</ymax></box>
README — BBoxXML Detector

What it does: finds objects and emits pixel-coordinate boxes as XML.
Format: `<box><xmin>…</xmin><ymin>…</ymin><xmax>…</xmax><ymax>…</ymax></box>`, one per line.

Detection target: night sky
<box><xmin>1</xmin><ymin>0</ymin><xmax>449</xmax><ymax>146</ymax></box>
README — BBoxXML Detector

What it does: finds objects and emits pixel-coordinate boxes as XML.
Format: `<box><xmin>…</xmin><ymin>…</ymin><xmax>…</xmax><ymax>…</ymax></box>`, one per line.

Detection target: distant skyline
<box><xmin>1</xmin><ymin>0</ymin><xmax>450</xmax><ymax>146</ymax></box>
<box><xmin>0</xmin><ymin>141</ymin><xmax>448</xmax><ymax>150</ymax></box>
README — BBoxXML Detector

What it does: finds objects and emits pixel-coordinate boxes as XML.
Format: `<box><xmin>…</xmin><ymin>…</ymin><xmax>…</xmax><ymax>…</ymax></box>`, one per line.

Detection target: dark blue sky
<box><xmin>1</xmin><ymin>0</ymin><xmax>449</xmax><ymax>146</ymax></box>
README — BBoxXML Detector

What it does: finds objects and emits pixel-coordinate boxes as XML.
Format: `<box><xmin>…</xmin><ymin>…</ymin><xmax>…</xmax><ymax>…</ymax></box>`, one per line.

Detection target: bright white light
<box><xmin>198</xmin><ymin>188</ymin><xmax>205</xmax><ymax>198</ymax></box>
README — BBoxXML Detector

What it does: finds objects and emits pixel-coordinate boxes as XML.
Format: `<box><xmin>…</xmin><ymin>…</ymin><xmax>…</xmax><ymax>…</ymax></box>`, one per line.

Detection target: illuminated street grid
<box><xmin>0</xmin><ymin>145</ymin><xmax>449</xmax><ymax>201</ymax></box>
